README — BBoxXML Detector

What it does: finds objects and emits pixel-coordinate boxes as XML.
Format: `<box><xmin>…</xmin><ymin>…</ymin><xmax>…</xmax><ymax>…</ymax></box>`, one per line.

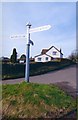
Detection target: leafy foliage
<box><xmin>10</xmin><ymin>48</ymin><xmax>17</xmax><ymax>63</ymax></box>
<box><xmin>19</xmin><ymin>54</ymin><xmax>26</xmax><ymax>63</ymax></box>
<box><xmin>2</xmin><ymin>58</ymin><xmax>75</xmax><ymax>80</ymax></box>
<box><xmin>68</xmin><ymin>50</ymin><xmax>78</xmax><ymax>63</ymax></box>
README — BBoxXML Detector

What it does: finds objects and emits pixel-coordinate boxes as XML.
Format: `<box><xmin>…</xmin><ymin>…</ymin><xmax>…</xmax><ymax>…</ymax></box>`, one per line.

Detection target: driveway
<box><xmin>2</xmin><ymin>65</ymin><xmax>77</xmax><ymax>98</ymax></box>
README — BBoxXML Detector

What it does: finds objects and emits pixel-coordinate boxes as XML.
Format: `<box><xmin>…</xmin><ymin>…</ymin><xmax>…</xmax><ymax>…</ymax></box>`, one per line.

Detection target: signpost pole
<box><xmin>25</xmin><ymin>23</ymin><xmax>31</xmax><ymax>82</ymax></box>
<box><xmin>10</xmin><ymin>23</ymin><xmax>51</xmax><ymax>83</ymax></box>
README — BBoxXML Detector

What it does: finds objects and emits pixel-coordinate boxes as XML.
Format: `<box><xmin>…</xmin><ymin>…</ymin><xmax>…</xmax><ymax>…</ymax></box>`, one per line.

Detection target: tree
<box><xmin>10</xmin><ymin>48</ymin><xmax>17</xmax><ymax>63</ymax></box>
<box><xmin>20</xmin><ymin>54</ymin><xmax>26</xmax><ymax>63</ymax></box>
<box><xmin>68</xmin><ymin>50</ymin><xmax>78</xmax><ymax>63</ymax></box>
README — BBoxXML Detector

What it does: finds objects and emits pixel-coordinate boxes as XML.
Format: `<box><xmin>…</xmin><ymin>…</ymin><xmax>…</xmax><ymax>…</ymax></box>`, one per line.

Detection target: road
<box><xmin>2</xmin><ymin>65</ymin><xmax>77</xmax><ymax>98</ymax></box>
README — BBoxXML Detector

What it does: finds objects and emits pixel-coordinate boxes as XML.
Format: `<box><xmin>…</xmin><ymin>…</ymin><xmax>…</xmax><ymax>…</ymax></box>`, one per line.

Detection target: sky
<box><xmin>2</xmin><ymin>2</ymin><xmax>76</xmax><ymax>58</ymax></box>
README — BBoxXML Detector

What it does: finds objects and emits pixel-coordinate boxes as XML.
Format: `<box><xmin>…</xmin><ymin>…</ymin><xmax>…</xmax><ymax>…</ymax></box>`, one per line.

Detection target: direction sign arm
<box><xmin>29</xmin><ymin>25</ymin><xmax>51</xmax><ymax>33</ymax></box>
<box><xmin>10</xmin><ymin>25</ymin><xmax>51</xmax><ymax>39</ymax></box>
<box><xmin>10</xmin><ymin>34</ymin><xmax>27</xmax><ymax>39</ymax></box>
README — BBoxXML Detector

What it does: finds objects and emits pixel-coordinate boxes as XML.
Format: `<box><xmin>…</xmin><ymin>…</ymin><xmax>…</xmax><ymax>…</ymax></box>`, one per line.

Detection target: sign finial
<box><xmin>26</xmin><ymin>22</ymin><xmax>32</xmax><ymax>28</ymax></box>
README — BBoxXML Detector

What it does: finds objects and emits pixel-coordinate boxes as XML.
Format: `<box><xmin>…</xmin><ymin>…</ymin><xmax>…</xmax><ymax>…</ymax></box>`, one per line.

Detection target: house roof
<box><xmin>1</xmin><ymin>57</ymin><xmax>9</xmax><ymax>60</ymax></box>
<box><xmin>41</xmin><ymin>46</ymin><xmax>63</xmax><ymax>55</ymax></box>
<box><xmin>35</xmin><ymin>45</ymin><xmax>63</xmax><ymax>58</ymax></box>
<box><xmin>48</xmin><ymin>46</ymin><xmax>63</xmax><ymax>55</ymax></box>
<box><xmin>41</xmin><ymin>49</ymin><xmax>48</xmax><ymax>54</ymax></box>
<box><xmin>34</xmin><ymin>53</ymin><xmax>53</xmax><ymax>58</ymax></box>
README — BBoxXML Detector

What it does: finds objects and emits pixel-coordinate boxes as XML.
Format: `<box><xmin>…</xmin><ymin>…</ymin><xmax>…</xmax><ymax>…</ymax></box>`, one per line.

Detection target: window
<box><xmin>53</xmin><ymin>51</ymin><xmax>57</xmax><ymax>55</ymax></box>
<box><xmin>46</xmin><ymin>57</ymin><xmax>48</xmax><ymax>61</ymax></box>
<box><xmin>38</xmin><ymin>57</ymin><xmax>41</xmax><ymax>61</ymax></box>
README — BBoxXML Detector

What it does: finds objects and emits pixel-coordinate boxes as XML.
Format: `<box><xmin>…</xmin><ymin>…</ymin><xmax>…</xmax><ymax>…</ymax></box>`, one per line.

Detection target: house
<box><xmin>34</xmin><ymin>46</ymin><xmax>63</xmax><ymax>62</ymax></box>
<box><xmin>35</xmin><ymin>54</ymin><xmax>53</xmax><ymax>62</ymax></box>
<box><xmin>1</xmin><ymin>57</ymin><xmax>10</xmax><ymax>63</ymax></box>
<box><xmin>19</xmin><ymin>56</ymin><xmax>34</xmax><ymax>63</ymax></box>
<box><xmin>30</xmin><ymin>57</ymin><xmax>35</xmax><ymax>62</ymax></box>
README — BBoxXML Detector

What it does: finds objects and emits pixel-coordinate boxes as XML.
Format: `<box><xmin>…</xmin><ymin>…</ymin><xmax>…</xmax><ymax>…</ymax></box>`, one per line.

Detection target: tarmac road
<box><xmin>2</xmin><ymin>65</ymin><xmax>77</xmax><ymax>98</ymax></box>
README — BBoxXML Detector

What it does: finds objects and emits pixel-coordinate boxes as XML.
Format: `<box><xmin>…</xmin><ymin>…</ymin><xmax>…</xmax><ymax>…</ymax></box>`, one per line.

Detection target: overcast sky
<box><xmin>2</xmin><ymin>2</ymin><xmax>76</xmax><ymax>58</ymax></box>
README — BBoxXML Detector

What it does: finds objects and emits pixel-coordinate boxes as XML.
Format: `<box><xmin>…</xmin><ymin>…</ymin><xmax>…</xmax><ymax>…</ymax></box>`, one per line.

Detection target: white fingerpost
<box><xmin>10</xmin><ymin>23</ymin><xmax>51</xmax><ymax>83</ymax></box>
<box><xmin>25</xmin><ymin>23</ymin><xmax>31</xmax><ymax>82</ymax></box>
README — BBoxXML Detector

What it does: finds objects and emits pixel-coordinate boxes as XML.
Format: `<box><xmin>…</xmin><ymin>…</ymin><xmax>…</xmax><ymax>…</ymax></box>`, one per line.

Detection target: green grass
<box><xmin>2</xmin><ymin>82</ymin><xmax>76</xmax><ymax>119</ymax></box>
<box><xmin>2</xmin><ymin>58</ymin><xmax>76</xmax><ymax>80</ymax></box>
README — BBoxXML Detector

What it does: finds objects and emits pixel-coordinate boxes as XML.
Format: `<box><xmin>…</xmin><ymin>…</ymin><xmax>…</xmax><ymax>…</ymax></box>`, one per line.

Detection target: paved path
<box><xmin>2</xmin><ymin>65</ymin><xmax>77</xmax><ymax>98</ymax></box>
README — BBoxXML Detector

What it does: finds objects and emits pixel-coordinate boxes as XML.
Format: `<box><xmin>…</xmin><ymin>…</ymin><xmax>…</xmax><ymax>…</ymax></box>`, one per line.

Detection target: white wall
<box><xmin>19</xmin><ymin>60</ymin><xmax>24</xmax><ymax>63</ymax></box>
<box><xmin>35</xmin><ymin>54</ymin><xmax>51</xmax><ymax>62</ymax></box>
<box><xmin>60</xmin><ymin>53</ymin><xmax>63</xmax><ymax>58</ymax></box>
<box><xmin>47</xmin><ymin>47</ymin><xmax>61</xmax><ymax>58</ymax></box>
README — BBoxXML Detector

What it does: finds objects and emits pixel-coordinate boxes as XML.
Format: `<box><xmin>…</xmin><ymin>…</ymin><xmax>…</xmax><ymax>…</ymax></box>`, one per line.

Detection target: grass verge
<box><xmin>2</xmin><ymin>82</ymin><xmax>76</xmax><ymax>119</ymax></box>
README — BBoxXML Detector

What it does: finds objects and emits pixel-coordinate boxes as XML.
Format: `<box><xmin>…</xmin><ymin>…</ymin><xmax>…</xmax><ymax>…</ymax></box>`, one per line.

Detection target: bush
<box><xmin>2</xmin><ymin>58</ymin><xmax>75</xmax><ymax>80</ymax></box>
